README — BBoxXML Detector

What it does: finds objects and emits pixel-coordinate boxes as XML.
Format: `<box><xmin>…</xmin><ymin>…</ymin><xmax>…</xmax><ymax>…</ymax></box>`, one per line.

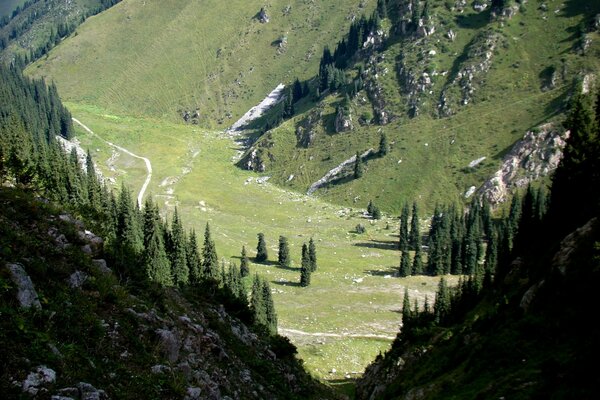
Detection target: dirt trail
<box><xmin>279</xmin><ymin>327</ymin><xmax>396</xmax><ymax>341</ymax></box>
<box><xmin>72</xmin><ymin>118</ymin><xmax>152</xmax><ymax>207</ymax></box>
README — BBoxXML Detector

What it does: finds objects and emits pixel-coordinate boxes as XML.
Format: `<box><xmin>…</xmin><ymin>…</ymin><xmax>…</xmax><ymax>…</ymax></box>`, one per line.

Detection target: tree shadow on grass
<box><xmin>254</xmin><ymin>259</ymin><xmax>279</xmax><ymax>266</ymax></box>
<box><xmin>276</xmin><ymin>264</ymin><xmax>301</xmax><ymax>272</ymax></box>
<box><xmin>271</xmin><ymin>280</ymin><xmax>302</xmax><ymax>287</ymax></box>
<box><xmin>364</xmin><ymin>267</ymin><xmax>398</xmax><ymax>277</ymax></box>
<box><xmin>354</xmin><ymin>240</ymin><xmax>399</xmax><ymax>251</ymax></box>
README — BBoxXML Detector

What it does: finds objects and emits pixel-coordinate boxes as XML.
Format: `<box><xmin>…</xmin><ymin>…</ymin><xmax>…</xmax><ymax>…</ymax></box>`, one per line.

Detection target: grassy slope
<box><xmin>244</xmin><ymin>0</ymin><xmax>600</xmax><ymax>213</ymax></box>
<box><xmin>28</xmin><ymin>0</ymin><xmax>373</xmax><ymax>127</ymax></box>
<box><xmin>67</xmin><ymin>101</ymin><xmax>457</xmax><ymax>381</ymax></box>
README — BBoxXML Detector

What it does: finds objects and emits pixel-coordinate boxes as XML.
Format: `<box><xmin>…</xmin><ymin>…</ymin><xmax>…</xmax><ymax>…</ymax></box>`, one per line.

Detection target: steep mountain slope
<box><xmin>354</xmin><ymin>90</ymin><xmax>600</xmax><ymax>399</ymax></box>
<box><xmin>27</xmin><ymin>0</ymin><xmax>370</xmax><ymax>127</ymax></box>
<box><xmin>241</xmin><ymin>0</ymin><xmax>600</xmax><ymax>212</ymax></box>
<box><xmin>0</xmin><ymin>187</ymin><xmax>337</xmax><ymax>399</ymax></box>
<box><xmin>0</xmin><ymin>0</ymin><xmax>121</xmax><ymax>65</ymax></box>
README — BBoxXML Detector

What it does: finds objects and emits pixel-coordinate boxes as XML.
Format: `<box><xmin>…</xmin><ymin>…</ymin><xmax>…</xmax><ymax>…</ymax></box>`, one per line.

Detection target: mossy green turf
<box><xmin>29</xmin><ymin>0</ymin><xmax>374</xmax><ymax>127</ymax></box>
<box><xmin>68</xmin><ymin>101</ymin><xmax>457</xmax><ymax>381</ymax></box>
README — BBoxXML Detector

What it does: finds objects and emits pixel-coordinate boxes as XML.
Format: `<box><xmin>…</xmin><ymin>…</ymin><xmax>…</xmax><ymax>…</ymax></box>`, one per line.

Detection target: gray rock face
<box><xmin>23</xmin><ymin>365</ymin><xmax>56</xmax><ymax>395</ymax></box>
<box><xmin>258</xmin><ymin>7</ymin><xmax>269</xmax><ymax>23</ymax></box>
<box><xmin>478</xmin><ymin>124</ymin><xmax>568</xmax><ymax>205</ymax></box>
<box><xmin>68</xmin><ymin>271</ymin><xmax>89</xmax><ymax>289</ymax></box>
<box><xmin>156</xmin><ymin>328</ymin><xmax>180</xmax><ymax>363</ymax></box>
<box><xmin>92</xmin><ymin>259</ymin><xmax>111</xmax><ymax>274</ymax></box>
<box><xmin>552</xmin><ymin>218</ymin><xmax>598</xmax><ymax>276</ymax></box>
<box><xmin>6</xmin><ymin>263</ymin><xmax>41</xmax><ymax>309</ymax></box>
<box><xmin>334</xmin><ymin>107</ymin><xmax>353</xmax><ymax>133</ymax></box>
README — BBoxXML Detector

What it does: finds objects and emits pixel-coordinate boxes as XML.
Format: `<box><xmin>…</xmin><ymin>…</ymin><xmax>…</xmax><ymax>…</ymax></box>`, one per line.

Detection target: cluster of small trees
<box><xmin>397</xmin><ymin>188</ymin><xmax>548</xmax><ymax>284</ymax></box>
<box><xmin>254</xmin><ymin>233</ymin><xmax>317</xmax><ymax>287</ymax></box>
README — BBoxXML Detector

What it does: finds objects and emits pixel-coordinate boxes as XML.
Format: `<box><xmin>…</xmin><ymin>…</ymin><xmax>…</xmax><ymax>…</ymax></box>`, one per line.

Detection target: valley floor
<box><xmin>66</xmin><ymin>102</ymin><xmax>453</xmax><ymax>382</ymax></box>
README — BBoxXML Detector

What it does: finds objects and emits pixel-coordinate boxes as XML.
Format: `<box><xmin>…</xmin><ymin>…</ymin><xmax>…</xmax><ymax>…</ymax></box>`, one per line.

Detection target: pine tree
<box><xmin>376</xmin><ymin>0</ymin><xmax>388</xmax><ymax>19</ymax></box>
<box><xmin>354</xmin><ymin>151</ymin><xmax>363</xmax><ymax>179</ymax></box>
<box><xmin>409</xmin><ymin>202</ymin><xmax>421</xmax><ymax>250</ymax></box>
<box><xmin>262</xmin><ymin>280</ymin><xmax>278</xmax><ymax>334</ymax></box>
<box><xmin>278</xmin><ymin>236</ymin><xmax>291</xmax><ymax>268</ymax></box>
<box><xmin>115</xmin><ymin>183</ymin><xmax>143</xmax><ymax>273</ymax></box>
<box><xmin>300</xmin><ymin>243</ymin><xmax>311</xmax><ymax>287</ymax></box>
<box><xmin>367</xmin><ymin>200</ymin><xmax>374</xmax><ymax>215</ymax></box>
<box><xmin>256</xmin><ymin>233</ymin><xmax>268</xmax><ymax>263</ymax></box>
<box><xmin>378</xmin><ymin>133</ymin><xmax>389</xmax><ymax>156</ymax></box>
<box><xmin>240</xmin><ymin>246</ymin><xmax>250</xmax><ymax>277</ymax></box>
<box><xmin>433</xmin><ymin>277</ymin><xmax>450</xmax><ymax>324</ymax></box>
<box><xmin>251</xmin><ymin>274</ymin><xmax>266</xmax><ymax>325</ymax></box>
<box><xmin>187</xmin><ymin>229</ymin><xmax>202</xmax><ymax>284</ymax></box>
<box><xmin>412</xmin><ymin>248</ymin><xmax>424</xmax><ymax>275</ymax></box>
<box><xmin>201</xmin><ymin>222</ymin><xmax>218</xmax><ymax>279</ymax></box>
<box><xmin>507</xmin><ymin>193</ymin><xmax>522</xmax><ymax>250</ymax></box>
<box><xmin>399</xmin><ymin>203</ymin><xmax>410</xmax><ymax>251</ymax></box>
<box><xmin>170</xmin><ymin>208</ymin><xmax>189</xmax><ymax>286</ymax></box>
<box><xmin>399</xmin><ymin>250</ymin><xmax>411</xmax><ymax>277</ymax></box>
<box><xmin>141</xmin><ymin>197</ymin><xmax>172</xmax><ymax>286</ymax></box>
<box><xmin>308</xmin><ymin>237</ymin><xmax>317</xmax><ymax>272</ymax></box>
<box><xmin>402</xmin><ymin>288</ymin><xmax>412</xmax><ymax>331</ymax></box>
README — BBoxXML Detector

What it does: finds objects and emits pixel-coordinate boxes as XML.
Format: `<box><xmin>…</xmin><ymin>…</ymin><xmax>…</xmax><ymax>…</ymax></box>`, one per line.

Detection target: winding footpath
<box><xmin>72</xmin><ymin>118</ymin><xmax>152</xmax><ymax>207</ymax></box>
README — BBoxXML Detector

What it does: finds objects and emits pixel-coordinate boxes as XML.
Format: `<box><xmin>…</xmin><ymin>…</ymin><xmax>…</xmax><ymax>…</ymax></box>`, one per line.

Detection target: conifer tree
<box><xmin>251</xmin><ymin>274</ymin><xmax>266</xmax><ymax>324</ymax></box>
<box><xmin>256</xmin><ymin>233</ymin><xmax>268</xmax><ymax>262</ymax></box>
<box><xmin>262</xmin><ymin>280</ymin><xmax>278</xmax><ymax>334</ymax></box>
<box><xmin>278</xmin><ymin>236</ymin><xmax>291</xmax><ymax>268</ymax></box>
<box><xmin>201</xmin><ymin>222</ymin><xmax>218</xmax><ymax>279</ymax></box>
<box><xmin>187</xmin><ymin>229</ymin><xmax>202</xmax><ymax>284</ymax></box>
<box><xmin>409</xmin><ymin>201</ymin><xmax>421</xmax><ymax>250</ymax></box>
<box><xmin>354</xmin><ymin>151</ymin><xmax>363</xmax><ymax>179</ymax></box>
<box><xmin>402</xmin><ymin>288</ymin><xmax>412</xmax><ymax>330</ymax></box>
<box><xmin>170</xmin><ymin>208</ymin><xmax>189</xmax><ymax>286</ymax></box>
<box><xmin>399</xmin><ymin>203</ymin><xmax>410</xmax><ymax>251</ymax></box>
<box><xmin>115</xmin><ymin>183</ymin><xmax>143</xmax><ymax>272</ymax></box>
<box><xmin>141</xmin><ymin>197</ymin><xmax>172</xmax><ymax>286</ymax></box>
<box><xmin>433</xmin><ymin>277</ymin><xmax>450</xmax><ymax>324</ymax></box>
<box><xmin>412</xmin><ymin>248</ymin><xmax>424</xmax><ymax>275</ymax></box>
<box><xmin>240</xmin><ymin>246</ymin><xmax>250</xmax><ymax>277</ymax></box>
<box><xmin>308</xmin><ymin>237</ymin><xmax>317</xmax><ymax>272</ymax></box>
<box><xmin>300</xmin><ymin>243</ymin><xmax>311</xmax><ymax>287</ymax></box>
<box><xmin>399</xmin><ymin>250</ymin><xmax>411</xmax><ymax>277</ymax></box>
<box><xmin>378</xmin><ymin>133</ymin><xmax>389</xmax><ymax>156</ymax></box>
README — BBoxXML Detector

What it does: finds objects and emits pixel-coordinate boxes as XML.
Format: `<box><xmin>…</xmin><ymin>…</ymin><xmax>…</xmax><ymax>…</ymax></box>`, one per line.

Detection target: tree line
<box><xmin>0</xmin><ymin>64</ymin><xmax>279</xmax><ymax>336</ymax></box>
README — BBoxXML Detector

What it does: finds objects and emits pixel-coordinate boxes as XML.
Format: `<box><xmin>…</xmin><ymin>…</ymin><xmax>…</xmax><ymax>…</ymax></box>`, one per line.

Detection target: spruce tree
<box><xmin>187</xmin><ymin>229</ymin><xmax>202</xmax><ymax>284</ymax></box>
<box><xmin>409</xmin><ymin>201</ymin><xmax>421</xmax><ymax>250</ymax></box>
<box><xmin>240</xmin><ymin>246</ymin><xmax>250</xmax><ymax>277</ymax></box>
<box><xmin>141</xmin><ymin>197</ymin><xmax>172</xmax><ymax>286</ymax></box>
<box><xmin>262</xmin><ymin>280</ymin><xmax>278</xmax><ymax>334</ymax></box>
<box><xmin>354</xmin><ymin>151</ymin><xmax>363</xmax><ymax>179</ymax></box>
<box><xmin>201</xmin><ymin>222</ymin><xmax>218</xmax><ymax>279</ymax></box>
<box><xmin>412</xmin><ymin>248</ymin><xmax>424</xmax><ymax>275</ymax></box>
<box><xmin>402</xmin><ymin>288</ymin><xmax>412</xmax><ymax>331</ymax></box>
<box><xmin>399</xmin><ymin>250</ymin><xmax>411</xmax><ymax>277</ymax></box>
<box><xmin>378</xmin><ymin>133</ymin><xmax>389</xmax><ymax>156</ymax></box>
<box><xmin>300</xmin><ymin>243</ymin><xmax>311</xmax><ymax>287</ymax></box>
<box><xmin>308</xmin><ymin>237</ymin><xmax>317</xmax><ymax>272</ymax></box>
<box><xmin>170</xmin><ymin>208</ymin><xmax>189</xmax><ymax>286</ymax></box>
<box><xmin>399</xmin><ymin>203</ymin><xmax>410</xmax><ymax>251</ymax></box>
<box><xmin>251</xmin><ymin>274</ymin><xmax>266</xmax><ymax>325</ymax></box>
<box><xmin>433</xmin><ymin>277</ymin><xmax>450</xmax><ymax>324</ymax></box>
<box><xmin>256</xmin><ymin>233</ymin><xmax>268</xmax><ymax>262</ymax></box>
<box><xmin>278</xmin><ymin>236</ymin><xmax>291</xmax><ymax>268</ymax></box>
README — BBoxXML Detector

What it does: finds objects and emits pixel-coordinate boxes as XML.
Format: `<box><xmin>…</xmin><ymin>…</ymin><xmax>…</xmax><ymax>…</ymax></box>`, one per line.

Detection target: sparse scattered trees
<box><xmin>256</xmin><ymin>233</ymin><xmax>268</xmax><ymax>262</ymax></box>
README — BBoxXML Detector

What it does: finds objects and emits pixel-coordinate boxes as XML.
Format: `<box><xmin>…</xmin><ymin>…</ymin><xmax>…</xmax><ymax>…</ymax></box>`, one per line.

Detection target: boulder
<box><xmin>258</xmin><ymin>7</ymin><xmax>269</xmax><ymax>23</ymax></box>
<box><xmin>68</xmin><ymin>271</ymin><xmax>89</xmax><ymax>289</ymax></box>
<box><xmin>6</xmin><ymin>263</ymin><xmax>41</xmax><ymax>309</ymax></box>
<box><xmin>23</xmin><ymin>366</ymin><xmax>56</xmax><ymax>395</ymax></box>
<box><xmin>156</xmin><ymin>328</ymin><xmax>180</xmax><ymax>363</ymax></box>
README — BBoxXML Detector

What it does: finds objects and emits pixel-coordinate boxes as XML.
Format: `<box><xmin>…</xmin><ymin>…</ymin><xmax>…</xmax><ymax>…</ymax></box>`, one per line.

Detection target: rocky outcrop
<box><xmin>478</xmin><ymin>124</ymin><xmax>568</xmax><ymax>205</ymax></box>
<box><xmin>307</xmin><ymin>148</ymin><xmax>376</xmax><ymax>194</ymax></box>
<box><xmin>438</xmin><ymin>31</ymin><xmax>502</xmax><ymax>117</ymax></box>
<box><xmin>397</xmin><ymin>52</ymin><xmax>435</xmax><ymax>118</ymax></box>
<box><xmin>295</xmin><ymin>106</ymin><xmax>325</xmax><ymax>147</ymax></box>
<box><xmin>364</xmin><ymin>54</ymin><xmax>391</xmax><ymax>125</ymax></box>
<box><xmin>552</xmin><ymin>218</ymin><xmax>598</xmax><ymax>277</ymax></box>
<box><xmin>22</xmin><ymin>366</ymin><xmax>56</xmax><ymax>396</ymax></box>
<box><xmin>5</xmin><ymin>263</ymin><xmax>41</xmax><ymax>309</ymax></box>
<box><xmin>334</xmin><ymin>106</ymin><xmax>353</xmax><ymax>133</ymax></box>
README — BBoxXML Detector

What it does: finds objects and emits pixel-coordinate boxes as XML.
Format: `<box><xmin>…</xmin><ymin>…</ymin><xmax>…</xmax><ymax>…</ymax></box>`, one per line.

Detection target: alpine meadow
<box><xmin>1</xmin><ymin>0</ymin><xmax>600</xmax><ymax>399</ymax></box>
